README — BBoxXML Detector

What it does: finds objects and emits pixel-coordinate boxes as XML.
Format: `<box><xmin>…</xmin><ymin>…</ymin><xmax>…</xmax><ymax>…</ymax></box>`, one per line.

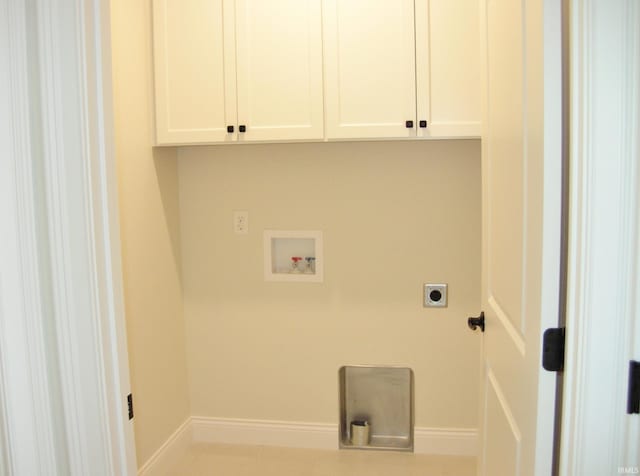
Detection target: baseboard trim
<box><xmin>414</xmin><ymin>427</ymin><xmax>477</xmax><ymax>456</ymax></box>
<box><xmin>191</xmin><ymin>417</ymin><xmax>338</xmax><ymax>450</ymax></box>
<box><xmin>135</xmin><ymin>416</ymin><xmax>477</xmax><ymax>473</ymax></box>
<box><xmin>138</xmin><ymin>418</ymin><xmax>192</xmax><ymax>476</ymax></box>
<box><xmin>191</xmin><ymin>416</ymin><xmax>477</xmax><ymax>456</ymax></box>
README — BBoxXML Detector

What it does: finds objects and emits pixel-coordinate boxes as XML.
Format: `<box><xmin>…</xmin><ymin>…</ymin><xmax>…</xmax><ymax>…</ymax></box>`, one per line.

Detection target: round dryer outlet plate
<box><xmin>423</xmin><ymin>283</ymin><xmax>448</xmax><ymax>308</ymax></box>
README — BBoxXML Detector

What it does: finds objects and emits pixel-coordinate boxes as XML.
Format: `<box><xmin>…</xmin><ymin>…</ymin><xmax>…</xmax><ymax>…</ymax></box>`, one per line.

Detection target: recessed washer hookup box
<box><xmin>339</xmin><ymin>365</ymin><xmax>414</xmax><ymax>452</ymax></box>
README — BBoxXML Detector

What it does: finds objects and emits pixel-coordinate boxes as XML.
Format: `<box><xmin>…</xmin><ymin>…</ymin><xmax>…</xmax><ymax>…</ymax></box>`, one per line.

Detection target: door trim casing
<box><xmin>0</xmin><ymin>0</ymin><xmax>137</xmax><ymax>474</ymax></box>
<box><xmin>560</xmin><ymin>0</ymin><xmax>640</xmax><ymax>472</ymax></box>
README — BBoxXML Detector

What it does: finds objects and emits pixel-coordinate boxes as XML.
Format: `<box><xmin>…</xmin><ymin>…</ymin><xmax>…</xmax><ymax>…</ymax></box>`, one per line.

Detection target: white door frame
<box><xmin>560</xmin><ymin>0</ymin><xmax>640</xmax><ymax>474</ymax></box>
<box><xmin>1</xmin><ymin>0</ymin><xmax>638</xmax><ymax>475</ymax></box>
<box><xmin>0</xmin><ymin>0</ymin><xmax>136</xmax><ymax>474</ymax></box>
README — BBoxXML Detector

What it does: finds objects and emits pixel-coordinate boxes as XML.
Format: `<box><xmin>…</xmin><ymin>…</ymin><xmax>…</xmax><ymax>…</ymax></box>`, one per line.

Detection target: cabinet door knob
<box><xmin>239</xmin><ymin>125</ymin><xmax>247</xmax><ymax>133</ymax></box>
<box><xmin>419</xmin><ymin>120</ymin><xmax>427</xmax><ymax>128</ymax></box>
<box><xmin>405</xmin><ymin>120</ymin><xmax>414</xmax><ymax>129</ymax></box>
<box><xmin>227</xmin><ymin>125</ymin><xmax>234</xmax><ymax>133</ymax></box>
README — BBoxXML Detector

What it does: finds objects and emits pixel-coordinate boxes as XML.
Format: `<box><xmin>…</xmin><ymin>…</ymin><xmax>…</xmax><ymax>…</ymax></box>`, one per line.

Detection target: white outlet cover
<box><xmin>233</xmin><ymin>210</ymin><xmax>248</xmax><ymax>234</ymax></box>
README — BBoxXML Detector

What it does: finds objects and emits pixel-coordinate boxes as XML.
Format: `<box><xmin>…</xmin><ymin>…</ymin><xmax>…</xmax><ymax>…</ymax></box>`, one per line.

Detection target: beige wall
<box><xmin>179</xmin><ymin>140</ymin><xmax>481</xmax><ymax>428</ymax></box>
<box><xmin>110</xmin><ymin>0</ymin><xmax>190</xmax><ymax>466</ymax></box>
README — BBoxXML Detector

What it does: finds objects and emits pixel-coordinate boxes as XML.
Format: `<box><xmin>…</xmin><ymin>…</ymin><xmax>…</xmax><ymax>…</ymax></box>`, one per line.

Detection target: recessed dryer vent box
<box><xmin>263</xmin><ymin>230</ymin><xmax>323</xmax><ymax>282</ymax></box>
<box><xmin>339</xmin><ymin>366</ymin><xmax>414</xmax><ymax>452</ymax></box>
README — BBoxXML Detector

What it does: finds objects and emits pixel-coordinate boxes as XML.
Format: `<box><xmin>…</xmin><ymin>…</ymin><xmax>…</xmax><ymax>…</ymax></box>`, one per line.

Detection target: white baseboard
<box><xmin>135</xmin><ymin>416</ymin><xmax>477</xmax><ymax>474</ymax></box>
<box><xmin>191</xmin><ymin>417</ymin><xmax>338</xmax><ymax>450</ymax></box>
<box><xmin>138</xmin><ymin>418</ymin><xmax>192</xmax><ymax>476</ymax></box>
<box><xmin>191</xmin><ymin>416</ymin><xmax>477</xmax><ymax>456</ymax></box>
<box><xmin>414</xmin><ymin>427</ymin><xmax>477</xmax><ymax>456</ymax></box>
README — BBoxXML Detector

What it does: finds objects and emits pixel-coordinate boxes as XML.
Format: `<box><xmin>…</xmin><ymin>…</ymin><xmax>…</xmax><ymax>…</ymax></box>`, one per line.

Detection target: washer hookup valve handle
<box><xmin>290</xmin><ymin>256</ymin><xmax>303</xmax><ymax>274</ymax></box>
<box><xmin>304</xmin><ymin>256</ymin><xmax>316</xmax><ymax>274</ymax></box>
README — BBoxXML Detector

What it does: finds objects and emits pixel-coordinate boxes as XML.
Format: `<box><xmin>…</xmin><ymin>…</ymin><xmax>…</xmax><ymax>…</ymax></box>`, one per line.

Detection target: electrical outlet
<box><xmin>424</xmin><ymin>283</ymin><xmax>448</xmax><ymax>308</ymax></box>
<box><xmin>233</xmin><ymin>210</ymin><xmax>248</xmax><ymax>234</ymax></box>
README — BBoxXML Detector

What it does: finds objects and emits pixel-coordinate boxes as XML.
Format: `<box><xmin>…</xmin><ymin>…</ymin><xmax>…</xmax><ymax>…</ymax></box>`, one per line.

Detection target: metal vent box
<box><xmin>339</xmin><ymin>366</ymin><xmax>414</xmax><ymax>451</ymax></box>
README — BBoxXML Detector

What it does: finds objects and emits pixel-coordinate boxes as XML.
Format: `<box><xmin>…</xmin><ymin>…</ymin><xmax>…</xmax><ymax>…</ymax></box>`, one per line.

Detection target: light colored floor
<box><xmin>169</xmin><ymin>443</ymin><xmax>476</xmax><ymax>476</ymax></box>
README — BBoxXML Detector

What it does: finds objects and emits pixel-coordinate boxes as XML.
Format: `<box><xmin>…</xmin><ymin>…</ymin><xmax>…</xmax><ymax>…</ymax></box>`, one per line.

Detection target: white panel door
<box><xmin>415</xmin><ymin>0</ymin><xmax>482</xmax><ymax>138</ymax></box>
<box><xmin>323</xmin><ymin>0</ymin><xmax>417</xmax><ymax>139</ymax></box>
<box><xmin>235</xmin><ymin>0</ymin><xmax>324</xmax><ymax>142</ymax></box>
<box><xmin>478</xmin><ymin>0</ymin><xmax>561</xmax><ymax>475</ymax></box>
<box><xmin>153</xmin><ymin>0</ymin><xmax>237</xmax><ymax>145</ymax></box>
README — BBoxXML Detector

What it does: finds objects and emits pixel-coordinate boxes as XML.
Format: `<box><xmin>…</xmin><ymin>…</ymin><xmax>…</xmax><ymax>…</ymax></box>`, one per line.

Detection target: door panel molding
<box><xmin>487</xmin><ymin>370</ymin><xmax>522</xmax><ymax>444</ymax></box>
<box><xmin>484</xmin><ymin>0</ymin><xmax>528</xmax><ymax>335</ymax></box>
<box><xmin>482</xmin><ymin>368</ymin><xmax>522</xmax><ymax>476</ymax></box>
<box><xmin>488</xmin><ymin>296</ymin><xmax>526</xmax><ymax>356</ymax></box>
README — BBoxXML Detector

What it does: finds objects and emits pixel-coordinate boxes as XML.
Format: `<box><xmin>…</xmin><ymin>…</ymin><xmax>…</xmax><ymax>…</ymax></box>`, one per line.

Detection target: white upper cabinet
<box><xmin>323</xmin><ymin>0</ymin><xmax>481</xmax><ymax>139</ymax></box>
<box><xmin>153</xmin><ymin>0</ymin><xmax>236</xmax><ymax>144</ymax></box>
<box><xmin>322</xmin><ymin>0</ymin><xmax>418</xmax><ymax>139</ymax></box>
<box><xmin>152</xmin><ymin>0</ymin><xmax>480</xmax><ymax>144</ymax></box>
<box><xmin>153</xmin><ymin>0</ymin><xmax>324</xmax><ymax>145</ymax></box>
<box><xmin>415</xmin><ymin>0</ymin><xmax>481</xmax><ymax>138</ymax></box>
<box><xmin>235</xmin><ymin>0</ymin><xmax>324</xmax><ymax>142</ymax></box>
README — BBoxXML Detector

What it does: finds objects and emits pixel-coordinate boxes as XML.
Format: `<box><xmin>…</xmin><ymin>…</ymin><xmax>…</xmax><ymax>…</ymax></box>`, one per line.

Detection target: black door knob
<box><xmin>227</xmin><ymin>125</ymin><xmax>234</xmax><ymax>133</ymax></box>
<box><xmin>468</xmin><ymin>312</ymin><xmax>485</xmax><ymax>332</ymax></box>
<box><xmin>405</xmin><ymin>120</ymin><xmax>414</xmax><ymax>128</ymax></box>
<box><xmin>239</xmin><ymin>125</ymin><xmax>247</xmax><ymax>133</ymax></box>
<box><xmin>419</xmin><ymin>120</ymin><xmax>427</xmax><ymax>128</ymax></box>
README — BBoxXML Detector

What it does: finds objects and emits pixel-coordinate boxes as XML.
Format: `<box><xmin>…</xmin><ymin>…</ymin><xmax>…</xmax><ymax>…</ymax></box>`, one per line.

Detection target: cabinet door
<box><xmin>415</xmin><ymin>0</ymin><xmax>481</xmax><ymax>138</ymax></box>
<box><xmin>323</xmin><ymin>0</ymin><xmax>417</xmax><ymax>139</ymax></box>
<box><xmin>234</xmin><ymin>0</ymin><xmax>324</xmax><ymax>142</ymax></box>
<box><xmin>153</xmin><ymin>0</ymin><xmax>237</xmax><ymax>145</ymax></box>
